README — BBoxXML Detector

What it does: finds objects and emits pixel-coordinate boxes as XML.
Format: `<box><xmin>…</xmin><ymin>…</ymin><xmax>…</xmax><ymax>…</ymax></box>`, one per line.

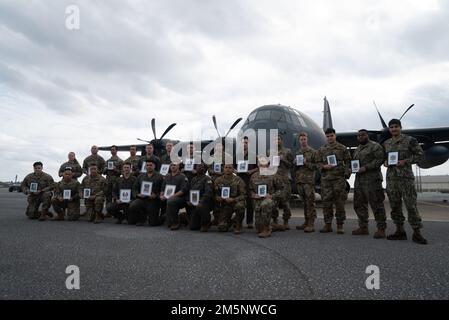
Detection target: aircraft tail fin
<box><xmin>323</xmin><ymin>96</ymin><xmax>334</xmax><ymax>130</ymax></box>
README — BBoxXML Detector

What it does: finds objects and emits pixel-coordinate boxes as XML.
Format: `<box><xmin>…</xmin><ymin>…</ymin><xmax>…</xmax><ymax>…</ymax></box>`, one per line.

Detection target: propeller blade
<box><xmin>373</xmin><ymin>101</ymin><xmax>387</xmax><ymax>129</ymax></box>
<box><xmin>159</xmin><ymin>123</ymin><xmax>177</xmax><ymax>140</ymax></box>
<box><xmin>151</xmin><ymin>118</ymin><xmax>157</xmax><ymax>140</ymax></box>
<box><xmin>224</xmin><ymin>118</ymin><xmax>243</xmax><ymax>138</ymax></box>
<box><xmin>399</xmin><ymin>104</ymin><xmax>415</xmax><ymax>121</ymax></box>
<box><xmin>212</xmin><ymin>115</ymin><xmax>221</xmax><ymax>137</ymax></box>
<box><xmin>137</xmin><ymin>138</ymin><xmax>152</xmax><ymax>144</ymax></box>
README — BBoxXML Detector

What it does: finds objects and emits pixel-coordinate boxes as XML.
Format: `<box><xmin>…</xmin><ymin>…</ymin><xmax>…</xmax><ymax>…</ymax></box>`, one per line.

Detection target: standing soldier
<box><xmin>125</xmin><ymin>145</ymin><xmax>141</xmax><ymax>177</ymax></box>
<box><xmin>214</xmin><ymin>164</ymin><xmax>246</xmax><ymax>234</ymax></box>
<box><xmin>236</xmin><ymin>136</ymin><xmax>258</xmax><ymax>229</ymax></box>
<box><xmin>270</xmin><ymin>134</ymin><xmax>294</xmax><ymax>230</ymax></box>
<box><xmin>383</xmin><ymin>119</ymin><xmax>427</xmax><ymax>244</ymax></box>
<box><xmin>317</xmin><ymin>128</ymin><xmax>351</xmax><ymax>234</ymax></box>
<box><xmin>181</xmin><ymin>142</ymin><xmax>199</xmax><ymax>183</ymax></box>
<box><xmin>21</xmin><ymin>162</ymin><xmax>55</xmax><ymax>221</ymax></box>
<box><xmin>129</xmin><ymin>160</ymin><xmax>164</xmax><ymax>226</ymax></box>
<box><xmin>104</xmin><ymin>145</ymin><xmax>124</xmax><ymax>211</ymax></box>
<box><xmin>352</xmin><ymin>129</ymin><xmax>387</xmax><ymax>238</ymax></box>
<box><xmin>250</xmin><ymin>156</ymin><xmax>285</xmax><ymax>238</ymax></box>
<box><xmin>52</xmin><ymin>167</ymin><xmax>81</xmax><ymax>221</ymax></box>
<box><xmin>294</xmin><ymin>132</ymin><xmax>318</xmax><ymax>233</ymax></box>
<box><xmin>160</xmin><ymin>141</ymin><xmax>174</xmax><ymax>165</ymax></box>
<box><xmin>138</xmin><ymin>144</ymin><xmax>161</xmax><ymax>173</ymax></box>
<box><xmin>161</xmin><ymin>163</ymin><xmax>189</xmax><ymax>230</ymax></box>
<box><xmin>58</xmin><ymin>152</ymin><xmax>83</xmax><ymax>180</ymax></box>
<box><xmin>80</xmin><ymin>164</ymin><xmax>107</xmax><ymax>224</ymax></box>
<box><xmin>106</xmin><ymin>162</ymin><xmax>136</xmax><ymax>224</ymax></box>
<box><xmin>82</xmin><ymin>145</ymin><xmax>106</xmax><ymax>175</ymax></box>
<box><xmin>187</xmin><ymin>163</ymin><xmax>214</xmax><ymax>232</ymax></box>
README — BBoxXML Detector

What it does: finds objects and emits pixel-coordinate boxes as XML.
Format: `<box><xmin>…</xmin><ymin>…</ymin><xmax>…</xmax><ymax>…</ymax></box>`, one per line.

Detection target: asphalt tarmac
<box><xmin>1</xmin><ymin>188</ymin><xmax>448</xmax><ymax>300</ymax></box>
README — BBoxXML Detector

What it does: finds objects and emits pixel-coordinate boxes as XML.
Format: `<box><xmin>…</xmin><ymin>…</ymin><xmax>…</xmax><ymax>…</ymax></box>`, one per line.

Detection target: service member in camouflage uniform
<box><xmin>352</xmin><ymin>130</ymin><xmax>387</xmax><ymax>238</ymax></box>
<box><xmin>21</xmin><ymin>162</ymin><xmax>55</xmax><ymax>221</ymax></box>
<box><xmin>58</xmin><ymin>152</ymin><xmax>83</xmax><ymax>180</ymax></box>
<box><xmin>187</xmin><ymin>163</ymin><xmax>214</xmax><ymax>232</ymax></box>
<box><xmin>161</xmin><ymin>163</ymin><xmax>189</xmax><ymax>230</ymax></box>
<box><xmin>129</xmin><ymin>160</ymin><xmax>164</xmax><ymax>226</ymax></box>
<box><xmin>214</xmin><ymin>164</ymin><xmax>246</xmax><ymax>234</ymax></box>
<box><xmin>106</xmin><ymin>162</ymin><xmax>136</xmax><ymax>224</ymax></box>
<box><xmin>317</xmin><ymin>128</ymin><xmax>351</xmax><ymax>234</ymax></box>
<box><xmin>383</xmin><ymin>119</ymin><xmax>427</xmax><ymax>244</ymax></box>
<box><xmin>125</xmin><ymin>145</ymin><xmax>141</xmax><ymax>177</ymax></box>
<box><xmin>294</xmin><ymin>132</ymin><xmax>318</xmax><ymax>233</ymax></box>
<box><xmin>104</xmin><ymin>145</ymin><xmax>124</xmax><ymax>210</ymax></box>
<box><xmin>270</xmin><ymin>134</ymin><xmax>294</xmax><ymax>230</ymax></box>
<box><xmin>80</xmin><ymin>164</ymin><xmax>107</xmax><ymax>224</ymax></box>
<box><xmin>82</xmin><ymin>145</ymin><xmax>106</xmax><ymax>175</ymax></box>
<box><xmin>159</xmin><ymin>141</ymin><xmax>174</xmax><ymax>165</ymax></box>
<box><xmin>250</xmin><ymin>156</ymin><xmax>285</xmax><ymax>238</ymax></box>
<box><xmin>52</xmin><ymin>167</ymin><xmax>81</xmax><ymax>221</ymax></box>
<box><xmin>138</xmin><ymin>144</ymin><xmax>161</xmax><ymax>173</ymax></box>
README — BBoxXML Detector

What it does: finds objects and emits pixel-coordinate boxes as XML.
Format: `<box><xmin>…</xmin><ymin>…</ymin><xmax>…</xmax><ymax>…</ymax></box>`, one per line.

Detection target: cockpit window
<box><xmin>255</xmin><ymin>110</ymin><xmax>271</xmax><ymax>120</ymax></box>
<box><xmin>271</xmin><ymin>110</ymin><xmax>286</xmax><ymax>122</ymax></box>
<box><xmin>247</xmin><ymin>111</ymin><xmax>257</xmax><ymax>122</ymax></box>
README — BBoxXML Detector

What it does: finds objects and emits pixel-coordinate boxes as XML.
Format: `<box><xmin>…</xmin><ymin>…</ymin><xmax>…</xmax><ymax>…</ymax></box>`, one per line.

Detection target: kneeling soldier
<box><xmin>214</xmin><ymin>164</ymin><xmax>246</xmax><ymax>234</ymax></box>
<box><xmin>80</xmin><ymin>165</ymin><xmax>107</xmax><ymax>224</ymax></box>
<box><xmin>21</xmin><ymin>162</ymin><xmax>55</xmax><ymax>221</ymax></box>
<box><xmin>106</xmin><ymin>162</ymin><xmax>136</xmax><ymax>224</ymax></box>
<box><xmin>129</xmin><ymin>160</ymin><xmax>164</xmax><ymax>226</ymax></box>
<box><xmin>187</xmin><ymin>163</ymin><xmax>214</xmax><ymax>232</ymax></box>
<box><xmin>52</xmin><ymin>167</ymin><xmax>81</xmax><ymax>221</ymax></box>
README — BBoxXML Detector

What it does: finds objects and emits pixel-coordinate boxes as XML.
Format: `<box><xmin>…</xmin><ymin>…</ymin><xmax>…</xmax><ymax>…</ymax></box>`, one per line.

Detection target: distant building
<box><xmin>418</xmin><ymin>175</ymin><xmax>449</xmax><ymax>193</ymax></box>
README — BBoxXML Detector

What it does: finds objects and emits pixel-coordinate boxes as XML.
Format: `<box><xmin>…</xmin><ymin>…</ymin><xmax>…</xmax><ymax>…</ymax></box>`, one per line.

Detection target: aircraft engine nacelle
<box><xmin>417</xmin><ymin>145</ymin><xmax>449</xmax><ymax>169</ymax></box>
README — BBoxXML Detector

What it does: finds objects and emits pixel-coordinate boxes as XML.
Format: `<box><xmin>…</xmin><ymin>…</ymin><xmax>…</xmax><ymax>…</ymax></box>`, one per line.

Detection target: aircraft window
<box><xmin>271</xmin><ymin>110</ymin><xmax>286</xmax><ymax>121</ymax></box>
<box><xmin>296</xmin><ymin>114</ymin><xmax>308</xmax><ymax>127</ymax></box>
<box><xmin>255</xmin><ymin>110</ymin><xmax>271</xmax><ymax>120</ymax></box>
<box><xmin>248</xmin><ymin>111</ymin><xmax>256</xmax><ymax>122</ymax></box>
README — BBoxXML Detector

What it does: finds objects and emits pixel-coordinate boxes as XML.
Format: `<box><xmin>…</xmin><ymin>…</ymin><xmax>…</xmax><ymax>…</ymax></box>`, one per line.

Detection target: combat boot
<box><xmin>296</xmin><ymin>218</ymin><xmax>308</xmax><ymax>231</ymax></box>
<box><xmin>170</xmin><ymin>224</ymin><xmax>180</xmax><ymax>231</ymax></box>
<box><xmin>387</xmin><ymin>225</ymin><xmax>407</xmax><ymax>240</ymax></box>
<box><xmin>271</xmin><ymin>223</ymin><xmax>286</xmax><ymax>232</ymax></box>
<box><xmin>337</xmin><ymin>224</ymin><xmax>345</xmax><ymax>234</ymax></box>
<box><xmin>304</xmin><ymin>219</ymin><xmax>315</xmax><ymax>233</ymax></box>
<box><xmin>234</xmin><ymin>222</ymin><xmax>242</xmax><ymax>235</ymax></box>
<box><xmin>258</xmin><ymin>225</ymin><xmax>271</xmax><ymax>238</ymax></box>
<box><xmin>200</xmin><ymin>224</ymin><xmax>209</xmax><ymax>232</ymax></box>
<box><xmin>38</xmin><ymin>210</ymin><xmax>47</xmax><ymax>221</ymax></box>
<box><xmin>54</xmin><ymin>212</ymin><xmax>65</xmax><ymax>221</ymax></box>
<box><xmin>412</xmin><ymin>228</ymin><xmax>428</xmax><ymax>245</ymax></box>
<box><xmin>373</xmin><ymin>228</ymin><xmax>386</xmax><ymax>239</ymax></box>
<box><xmin>283</xmin><ymin>219</ymin><xmax>290</xmax><ymax>230</ymax></box>
<box><xmin>93</xmin><ymin>212</ymin><xmax>102</xmax><ymax>224</ymax></box>
<box><xmin>320</xmin><ymin>223</ymin><xmax>333</xmax><ymax>233</ymax></box>
<box><xmin>352</xmin><ymin>226</ymin><xmax>369</xmax><ymax>236</ymax></box>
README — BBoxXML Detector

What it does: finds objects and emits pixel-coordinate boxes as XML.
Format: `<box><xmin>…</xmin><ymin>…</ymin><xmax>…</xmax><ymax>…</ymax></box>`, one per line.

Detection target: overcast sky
<box><xmin>1</xmin><ymin>0</ymin><xmax>449</xmax><ymax>181</ymax></box>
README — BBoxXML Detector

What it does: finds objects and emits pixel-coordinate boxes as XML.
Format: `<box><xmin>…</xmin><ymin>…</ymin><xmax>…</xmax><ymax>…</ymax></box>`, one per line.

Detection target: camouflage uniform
<box><xmin>52</xmin><ymin>179</ymin><xmax>81</xmax><ymax>220</ymax></box>
<box><xmin>383</xmin><ymin>134</ymin><xmax>424</xmax><ymax>229</ymax></box>
<box><xmin>270</xmin><ymin>147</ymin><xmax>294</xmax><ymax>223</ymax></box>
<box><xmin>236</xmin><ymin>151</ymin><xmax>258</xmax><ymax>226</ymax></box>
<box><xmin>187</xmin><ymin>174</ymin><xmax>214</xmax><ymax>230</ymax></box>
<box><xmin>250</xmin><ymin>170</ymin><xmax>285</xmax><ymax>231</ymax></box>
<box><xmin>58</xmin><ymin>160</ymin><xmax>83</xmax><ymax>180</ymax></box>
<box><xmin>214</xmin><ymin>174</ymin><xmax>246</xmax><ymax>232</ymax></box>
<box><xmin>129</xmin><ymin>172</ymin><xmax>164</xmax><ymax>225</ymax></box>
<box><xmin>294</xmin><ymin>147</ymin><xmax>317</xmax><ymax>222</ymax></box>
<box><xmin>80</xmin><ymin>174</ymin><xmax>107</xmax><ymax>222</ymax></box>
<box><xmin>353</xmin><ymin>141</ymin><xmax>387</xmax><ymax>229</ymax></box>
<box><xmin>104</xmin><ymin>156</ymin><xmax>124</xmax><ymax>205</ymax></box>
<box><xmin>106</xmin><ymin>174</ymin><xmax>136</xmax><ymax>222</ymax></box>
<box><xmin>317</xmin><ymin>142</ymin><xmax>351</xmax><ymax>225</ymax></box>
<box><xmin>82</xmin><ymin>154</ymin><xmax>106</xmax><ymax>175</ymax></box>
<box><xmin>162</xmin><ymin>172</ymin><xmax>189</xmax><ymax>227</ymax></box>
<box><xmin>125</xmin><ymin>155</ymin><xmax>141</xmax><ymax>177</ymax></box>
<box><xmin>21</xmin><ymin>172</ymin><xmax>55</xmax><ymax>219</ymax></box>
<box><xmin>159</xmin><ymin>152</ymin><xmax>172</xmax><ymax>165</ymax></box>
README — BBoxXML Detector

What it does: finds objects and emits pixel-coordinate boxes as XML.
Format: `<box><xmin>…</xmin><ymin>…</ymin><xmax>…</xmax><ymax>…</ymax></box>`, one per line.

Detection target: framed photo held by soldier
<box><xmin>160</xmin><ymin>164</ymin><xmax>170</xmax><ymax>176</ymax></box>
<box><xmin>83</xmin><ymin>188</ymin><xmax>91</xmax><ymax>199</ymax></box>
<box><xmin>107</xmin><ymin>161</ymin><xmax>114</xmax><ymax>170</ymax></box>
<box><xmin>140</xmin><ymin>161</ymin><xmax>147</xmax><ymax>173</ymax></box>
<box><xmin>351</xmin><ymin>160</ymin><xmax>360</xmax><ymax>173</ymax></box>
<box><xmin>190</xmin><ymin>190</ymin><xmax>200</xmax><ymax>206</ymax></box>
<box><xmin>184</xmin><ymin>159</ymin><xmax>194</xmax><ymax>171</ymax></box>
<box><xmin>257</xmin><ymin>184</ymin><xmax>267</xmax><ymax>198</ymax></box>
<box><xmin>29</xmin><ymin>182</ymin><xmax>38</xmax><ymax>193</ymax></box>
<box><xmin>140</xmin><ymin>182</ymin><xmax>153</xmax><ymax>196</ymax></box>
<box><xmin>327</xmin><ymin>155</ymin><xmax>337</xmax><ymax>166</ymax></box>
<box><xmin>120</xmin><ymin>189</ymin><xmax>131</xmax><ymax>203</ymax></box>
<box><xmin>388</xmin><ymin>152</ymin><xmax>399</xmax><ymax>166</ymax></box>
<box><xmin>296</xmin><ymin>154</ymin><xmax>304</xmax><ymax>166</ymax></box>
<box><xmin>271</xmin><ymin>156</ymin><xmax>280</xmax><ymax>167</ymax></box>
<box><xmin>237</xmin><ymin>160</ymin><xmax>248</xmax><ymax>173</ymax></box>
<box><xmin>164</xmin><ymin>185</ymin><xmax>177</xmax><ymax>199</ymax></box>
<box><xmin>63</xmin><ymin>189</ymin><xmax>71</xmax><ymax>200</ymax></box>
<box><xmin>221</xmin><ymin>187</ymin><xmax>230</xmax><ymax>199</ymax></box>
<box><xmin>214</xmin><ymin>163</ymin><xmax>222</xmax><ymax>173</ymax></box>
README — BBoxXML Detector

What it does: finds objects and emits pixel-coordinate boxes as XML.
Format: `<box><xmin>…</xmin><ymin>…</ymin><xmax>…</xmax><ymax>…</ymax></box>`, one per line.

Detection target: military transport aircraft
<box><xmin>99</xmin><ymin>98</ymin><xmax>449</xmax><ymax>169</ymax></box>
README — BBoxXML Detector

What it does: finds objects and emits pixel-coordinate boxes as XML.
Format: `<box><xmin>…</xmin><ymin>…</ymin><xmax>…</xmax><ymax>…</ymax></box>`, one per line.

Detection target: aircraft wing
<box><xmin>98</xmin><ymin>144</ymin><xmax>146</xmax><ymax>152</ymax></box>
